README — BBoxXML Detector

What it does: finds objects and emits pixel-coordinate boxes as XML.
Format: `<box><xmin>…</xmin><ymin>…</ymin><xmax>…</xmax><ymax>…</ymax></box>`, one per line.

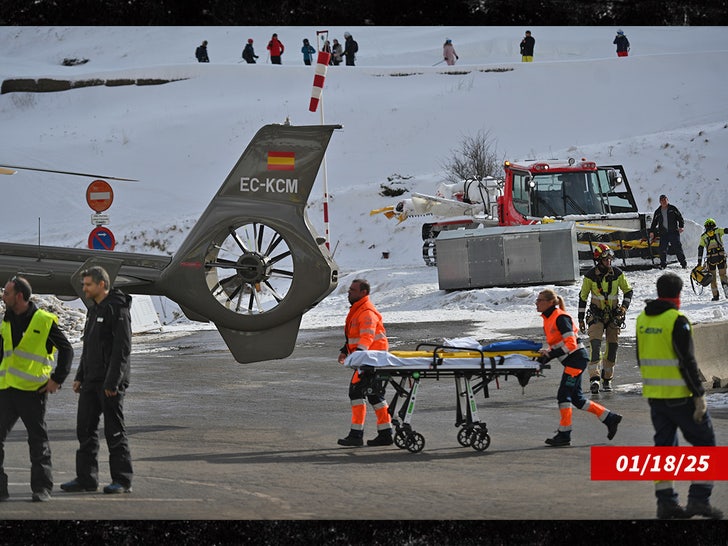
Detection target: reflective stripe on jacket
<box><xmin>636</xmin><ymin>308</ymin><xmax>692</xmax><ymax>399</ymax></box>
<box><xmin>578</xmin><ymin>265</ymin><xmax>633</xmax><ymax>316</ymax></box>
<box><xmin>344</xmin><ymin>295</ymin><xmax>388</xmax><ymax>354</ymax></box>
<box><xmin>542</xmin><ymin>306</ymin><xmax>584</xmax><ymax>363</ymax></box>
<box><xmin>0</xmin><ymin>309</ymin><xmax>57</xmax><ymax>390</ymax></box>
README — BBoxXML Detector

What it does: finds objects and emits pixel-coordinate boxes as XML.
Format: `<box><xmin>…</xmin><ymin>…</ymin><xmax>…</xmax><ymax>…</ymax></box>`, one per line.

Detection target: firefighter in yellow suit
<box><xmin>578</xmin><ymin>243</ymin><xmax>633</xmax><ymax>394</ymax></box>
<box><xmin>337</xmin><ymin>279</ymin><xmax>393</xmax><ymax>447</ymax></box>
<box><xmin>697</xmin><ymin>218</ymin><xmax>728</xmax><ymax>301</ymax></box>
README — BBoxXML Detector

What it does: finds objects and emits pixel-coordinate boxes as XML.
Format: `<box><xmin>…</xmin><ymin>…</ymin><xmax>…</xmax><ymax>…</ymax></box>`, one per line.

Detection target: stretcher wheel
<box><xmin>457</xmin><ymin>427</ymin><xmax>474</xmax><ymax>447</ymax></box>
<box><xmin>394</xmin><ymin>429</ymin><xmax>408</xmax><ymax>449</ymax></box>
<box><xmin>405</xmin><ymin>432</ymin><xmax>425</xmax><ymax>453</ymax></box>
<box><xmin>471</xmin><ymin>431</ymin><xmax>491</xmax><ymax>452</ymax></box>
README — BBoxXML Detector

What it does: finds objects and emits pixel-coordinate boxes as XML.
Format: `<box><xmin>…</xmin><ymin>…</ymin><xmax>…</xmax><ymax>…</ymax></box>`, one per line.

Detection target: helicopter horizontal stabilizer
<box><xmin>217</xmin><ymin>317</ymin><xmax>302</xmax><ymax>363</ymax></box>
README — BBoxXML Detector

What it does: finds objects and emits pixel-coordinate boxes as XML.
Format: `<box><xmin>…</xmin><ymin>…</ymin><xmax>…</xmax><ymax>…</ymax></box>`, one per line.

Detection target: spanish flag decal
<box><xmin>267</xmin><ymin>151</ymin><xmax>295</xmax><ymax>171</ymax></box>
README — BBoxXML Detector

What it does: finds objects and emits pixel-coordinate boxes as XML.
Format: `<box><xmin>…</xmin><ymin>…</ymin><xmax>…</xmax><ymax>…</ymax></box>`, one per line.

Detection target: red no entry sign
<box><xmin>86</xmin><ymin>179</ymin><xmax>114</xmax><ymax>212</ymax></box>
<box><xmin>88</xmin><ymin>226</ymin><xmax>116</xmax><ymax>250</ymax></box>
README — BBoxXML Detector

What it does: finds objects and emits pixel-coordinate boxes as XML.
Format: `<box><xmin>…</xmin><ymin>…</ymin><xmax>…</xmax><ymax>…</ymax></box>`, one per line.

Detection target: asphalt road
<box><xmin>1</xmin><ymin>320</ymin><xmax>726</xmax><ymax>526</ymax></box>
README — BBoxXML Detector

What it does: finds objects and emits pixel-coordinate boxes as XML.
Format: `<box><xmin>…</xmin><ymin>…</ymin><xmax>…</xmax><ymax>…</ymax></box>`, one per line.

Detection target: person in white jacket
<box><xmin>443</xmin><ymin>39</ymin><xmax>458</xmax><ymax>66</ymax></box>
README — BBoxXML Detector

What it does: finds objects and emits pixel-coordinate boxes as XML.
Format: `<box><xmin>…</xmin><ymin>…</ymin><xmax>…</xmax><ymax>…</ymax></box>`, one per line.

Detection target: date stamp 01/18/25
<box><xmin>591</xmin><ymin>447</ymin><xmax>728</xmax><ymax>481</ymax></box>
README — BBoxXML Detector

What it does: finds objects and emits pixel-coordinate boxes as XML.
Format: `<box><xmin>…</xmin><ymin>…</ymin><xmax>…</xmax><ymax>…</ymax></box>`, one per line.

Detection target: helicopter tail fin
<box><xmin>160</xmin><ymin>123</ymin><xmax>341</xmax><ymax>363</ymax></box>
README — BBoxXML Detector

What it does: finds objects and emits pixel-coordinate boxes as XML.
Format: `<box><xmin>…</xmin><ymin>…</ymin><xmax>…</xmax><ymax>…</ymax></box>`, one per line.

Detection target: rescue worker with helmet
<box><xmin>578</xmin><ymin>243</ymin><xmax>633</xmax><ymax>394</ymax></box>
<box><xmin>536</xmin><ymin>289</ymin><xmax>622</xmax><ymax>447</ymax></box>
<box><xmin>636</xmin><ymin>273</ymin><xmax>723</xmax><ymax>520</ymax></box>
<box><xmin>0</xmin><ymin>276</ymin><xmax>74</xmax><ymax>502</ymax></box>
<box><xmin>696</xmin><ymin>218</ymin><xmax>728</xmax><ymax>301</ymax></box>
<box><xmin>337</xmin><ymin>279</ymin><xmax>393</xmax><ymax>447</ymax></box>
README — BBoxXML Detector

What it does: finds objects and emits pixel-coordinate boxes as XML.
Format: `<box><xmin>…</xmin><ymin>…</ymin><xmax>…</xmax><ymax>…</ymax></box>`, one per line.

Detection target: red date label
<box><xmin>591</xmin><ymin>447</ymin><xmax>728</xmax><ymax>480</ymax></box>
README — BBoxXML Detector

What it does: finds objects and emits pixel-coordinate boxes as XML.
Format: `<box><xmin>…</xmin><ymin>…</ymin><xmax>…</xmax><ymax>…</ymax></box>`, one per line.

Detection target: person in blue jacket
<box><xmin>301</xmin><ymin>39</ymin><xmax>316</xmax><ymax>66</ymax></box>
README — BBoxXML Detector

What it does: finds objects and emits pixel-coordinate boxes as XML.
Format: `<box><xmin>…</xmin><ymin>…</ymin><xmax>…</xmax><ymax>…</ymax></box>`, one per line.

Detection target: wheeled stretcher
<box><xmin>344</xmin><ymin>341</ymin><xmax>547</xmax><ymax>453</ymax></box>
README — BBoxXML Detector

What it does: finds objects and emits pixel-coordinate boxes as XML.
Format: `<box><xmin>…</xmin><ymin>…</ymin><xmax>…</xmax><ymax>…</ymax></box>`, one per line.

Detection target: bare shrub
<box><xmin>441</xmin><ymin>130</ymin><xmax>502</xmax><ymax>184</ymax></box>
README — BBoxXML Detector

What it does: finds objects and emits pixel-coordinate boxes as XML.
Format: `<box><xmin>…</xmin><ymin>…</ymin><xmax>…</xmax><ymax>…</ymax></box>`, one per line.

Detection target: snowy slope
<box><xmin>1</xmin><ymin>25</ymin><xmax>727</xmax><ymax>338</ymax></box>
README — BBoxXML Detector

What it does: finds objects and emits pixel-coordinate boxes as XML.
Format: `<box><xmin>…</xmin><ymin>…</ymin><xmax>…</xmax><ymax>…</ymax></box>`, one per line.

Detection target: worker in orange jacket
<box><xmin>337</xmin><ymin>279</ymin><xmax>393</xmax><ymax>447</ymax></box>
<box><xmin>536</xmin><ymin>288</ymin><xmax>622</xmax><ymax>447</ymax></box>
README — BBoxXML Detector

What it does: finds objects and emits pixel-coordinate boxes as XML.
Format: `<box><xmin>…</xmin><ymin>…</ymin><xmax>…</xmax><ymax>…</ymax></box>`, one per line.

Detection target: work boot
<box><xmin>337</xmin><ymin>433</ymin><xmax>364</xmax><ymax>447</ymax></box>
<box><xmin>367</xmin><ymin>430</ymin><xmax>394</xmax><ymax>446</ymax></box>
<box><xmin>545</xmin><ymin>431</ymin><xmax>571</xmax><ymax>447</ymax></box>
<box><xmin>657</xmin><ymin>501</ymin><xmax>688</xmax><ymax>520</ymax></box>
<box><xmin>712</xmin><ymin>294</ymin><xmax>720</xmax><ymax>302</ymax></box>
<box><xmin>604</xmin><ymin>412</ymin><xmax>622</xmax><ymax>440</ymax></box>
<box><xmin>602</xmin><ymin>378</ymin><xmax>612</xmax><ymax>392</ymax></box>
<box><xmin>685</xmin><ymin>500</ymin><xmax>724</xmax><ymax>519</ymax></box>
<box><xmin>589</xmin><ymin>377</ymin><xmax>600</xmax><ymax>395</ymax></box>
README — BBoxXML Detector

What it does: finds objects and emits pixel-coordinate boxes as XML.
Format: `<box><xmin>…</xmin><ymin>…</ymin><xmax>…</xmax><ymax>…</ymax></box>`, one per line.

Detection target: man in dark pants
<box><xmin>61</xmin><ymin>266</ymin><xmax>133</xmax><ymax>495</ymax></box>
<box><xmin>0</xmin><ymin>276</ymin><xmax>73</xmax><ymax>502</ymax></box>
<box><xmin>342</xmin><ymin>32</ymin><xmax>358</xmax><ymax>66</ymax></box>
<box><xmin>195</xmin><ymin>40</ymin><xmax>209</xmax><ymax>62</ymax></box>
<box><xmin>649</xmin><ymin>194</ymin><xmax>687</xmax><ymax>269</ymax></box>
<box><xmin>636</xmin><ymin>273</ymin><xmax>723</xmax><ymax>519</ymax></box>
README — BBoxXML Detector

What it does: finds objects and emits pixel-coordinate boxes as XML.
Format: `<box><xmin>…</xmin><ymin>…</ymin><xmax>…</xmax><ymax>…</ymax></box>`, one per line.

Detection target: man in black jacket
<box><xmin>520</xmin><ymin>30</ymin><xmax>535</xmax><ymax>62</ymax></box>
<box><xmin>649</xmin><ymin>194</ymin><xmax>687</xmax><ymax>269</ymax></box>
<box><xmin>195</xmin><ymin>40</ymin><xmax>209</xmax><ymax>63</ymax></box>
<box><xmin>0</xmin><ymin>276</ymin><xmax>73</xmax><ymax>502</ymax></box>
<box><xmin>343</xmin><ymin>32</ymin><xmax>358</xmax><ymax>66</ymax></box>
<box><xmin>61</xmin><ymin>266</ymin><xmax>133</xmax><ymax>495</ymax></box>
<box><xmin>242</xmin><ymin>38</ymin><xmax>258</xmax><ymax>64</ymax></box>
<box><xmin>613</xmin><ymin>29</ymin><xmax>630</xmax><ymax>57</ymax></box>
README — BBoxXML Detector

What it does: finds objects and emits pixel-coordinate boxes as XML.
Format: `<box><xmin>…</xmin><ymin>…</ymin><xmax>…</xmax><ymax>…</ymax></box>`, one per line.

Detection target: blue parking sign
<box><xmin>88</xmin><ymin>226</ymin><xmax>116</xmax><ymax>251</ymax></box>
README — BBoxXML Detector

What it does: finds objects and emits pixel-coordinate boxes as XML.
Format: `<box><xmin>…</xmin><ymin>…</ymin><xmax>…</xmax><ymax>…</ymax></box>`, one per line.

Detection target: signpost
<box><xmin>86</xmin><ymin>179</ymin><xmax>114</xmax><ymax>212</ymax></box>
<box><xmin>88</xmin><ymin>226</ymin><xmax>116</xmax><ymax>250</ymax></box>
<box><xmin>86</xmin><ymin>179</ymin><xmax>115</xmax><ymax>250</ymax></box>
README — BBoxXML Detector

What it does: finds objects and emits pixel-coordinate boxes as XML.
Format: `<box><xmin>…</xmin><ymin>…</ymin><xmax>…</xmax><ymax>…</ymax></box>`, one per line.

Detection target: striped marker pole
<box><xmin>309</xmin><ymin>49</ymin><xmax>332</xmax><ymax>249</ymax></box>
<box><xmin>309</xmin><ymin>51</ymin><xmax>331</xmax><ymax>112</ymax></box>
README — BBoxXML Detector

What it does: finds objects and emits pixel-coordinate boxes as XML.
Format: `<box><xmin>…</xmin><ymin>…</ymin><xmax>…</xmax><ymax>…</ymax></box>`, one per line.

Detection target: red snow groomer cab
<box><xmin>498</xmin><ymin>158</ymin><xmax>656</xmax><ymax>265</ymax></box>
<box><xmin>417</xmin><ymin>158</ymin><xmax>657</xmax><ymax>267</ymax></box>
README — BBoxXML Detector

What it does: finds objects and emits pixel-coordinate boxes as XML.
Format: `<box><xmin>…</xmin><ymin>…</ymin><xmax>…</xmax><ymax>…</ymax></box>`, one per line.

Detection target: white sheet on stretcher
<box><xmin>344</xmin><ymin>350</ymin><xmax>540</xmax><ymax>371</ymax></box>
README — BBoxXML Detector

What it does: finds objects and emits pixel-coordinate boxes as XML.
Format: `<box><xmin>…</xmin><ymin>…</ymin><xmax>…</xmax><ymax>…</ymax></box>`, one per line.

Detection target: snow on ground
<box><xmin>1</xmin><ymin>26</ymin><xmax>728</xmax><ymax>367</ymax></box>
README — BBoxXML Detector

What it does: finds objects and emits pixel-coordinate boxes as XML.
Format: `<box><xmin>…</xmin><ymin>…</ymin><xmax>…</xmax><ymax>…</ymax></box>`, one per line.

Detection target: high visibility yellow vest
<box><xmin>0</xmin><ymin>309</ymin><xmax>57</xmax><ymax>391</ymax></box>
<box><xmin>636</xmin><ymin>308</ymin><xmax>692</xmax><ymax>399</ymax></box>
<box><xmin>699</xmin><ymin>228</ymin><xmax>725</xmax><ymax>256</ymax></box>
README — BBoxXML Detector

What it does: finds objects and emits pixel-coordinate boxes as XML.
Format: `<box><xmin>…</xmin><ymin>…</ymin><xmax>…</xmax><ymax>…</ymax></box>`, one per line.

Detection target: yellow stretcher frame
<box><xmin>344</xmin><ymin>343</ymin><xmax>548</xmax><ymax>454</ymax></box>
